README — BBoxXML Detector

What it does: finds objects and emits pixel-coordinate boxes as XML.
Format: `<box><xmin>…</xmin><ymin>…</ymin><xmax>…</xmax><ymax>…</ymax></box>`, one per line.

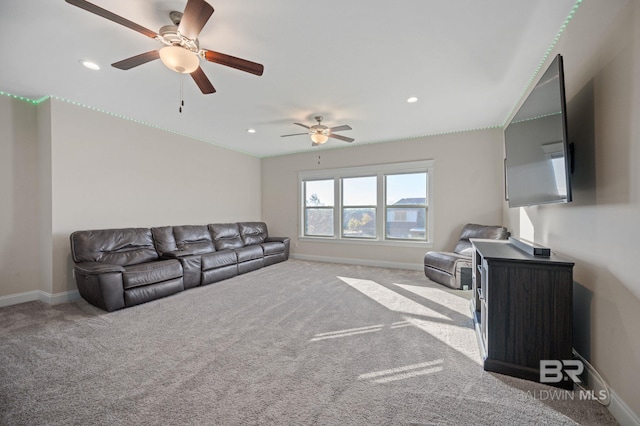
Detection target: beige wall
<box><xmin>262</xmin><ymin>128</ymin><xmax>504</xmax><ymax>269</ymax></box>
<box><xmin>0</xmin><ymin>96</ymin><xmax>41</xmax><ymax>298</ymax></box>
<box><xmin>503</xmin><ymin>0</ymin><xmax>640</xmax><ymax>416</ymax></box>
<box><xmin>37</xmin><ymin>99</ymin><xmax>53</xmax><ymax>296</ymax></box>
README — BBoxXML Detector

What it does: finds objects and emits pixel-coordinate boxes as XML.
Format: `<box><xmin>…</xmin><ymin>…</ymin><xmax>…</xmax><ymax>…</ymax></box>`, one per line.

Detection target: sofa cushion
<box><xmin>238</xmin><ymin>222</ymin><xmax>268</xmax><ymax>246</ymax></box>
<box><xmin>453</xmin><ymin>224</ymin><xmax>509</xmax><ymax>256</ymax></box>
<box><xmin>234</xmin><ymin>245</ymin><xmax>264</xmax><ymax>263</ymax></box>
<box><xmin>261</xmin><ymin>241</ymin><xmax>284</xmax><ymax>256</ymax></box>
<box><xmin>70</xmin><ymin>228</ymin><xmax>158</xmax><ymax>266</ymax></box>
<box><xmin>122</xmin><ymin>259</ymin><xmax>182</xmax><ymax>289</ymax></box>
<box><xmin>202</xmin><ymin>250</ymin><xmax>237</xmax><ymax>270</ymax></box>
<box><xmin>173</xmin><ymin>225</ymin><xmax>215</xmax><ymax>255</ymax></box>
<box><xmin>209</xmin><ymin>223</ymin><xmax>244</xmax><ymax>251</ymax></box>
<box><xmin>151</xmin><ymin>226</ymin><xmax>178</xmax><ymax>255</ymax></box>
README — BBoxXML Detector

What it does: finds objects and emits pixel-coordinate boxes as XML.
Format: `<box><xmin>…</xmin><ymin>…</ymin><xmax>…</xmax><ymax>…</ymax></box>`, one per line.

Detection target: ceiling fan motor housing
<box><xmin>159</xmin><ymin>25</ymin><xmax>199</xmax><ymax>52</ymax></box>
<box><xmin>311</xmin><ymin>116</ymin><xmax>329</xmax><ymax>135</ymax></box>
<box><xmin>310</xmin><ymin>125</ymin><xmax>329</xmax><ymax>136</ymax></box>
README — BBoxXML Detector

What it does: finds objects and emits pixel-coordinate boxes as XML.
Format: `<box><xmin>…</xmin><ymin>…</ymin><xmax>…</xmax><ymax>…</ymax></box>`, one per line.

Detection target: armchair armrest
<box><xmin>74</xmin><ymin>262</ymin><xmax>125</xmax><ymax>275</ymax></box>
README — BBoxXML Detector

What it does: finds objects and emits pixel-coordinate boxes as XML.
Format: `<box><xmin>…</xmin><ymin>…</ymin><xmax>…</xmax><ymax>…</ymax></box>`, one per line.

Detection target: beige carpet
<box><xmin>0</xmin><ymin>260</ymin><xmax>617</xmax><ymax>425</ymax></box>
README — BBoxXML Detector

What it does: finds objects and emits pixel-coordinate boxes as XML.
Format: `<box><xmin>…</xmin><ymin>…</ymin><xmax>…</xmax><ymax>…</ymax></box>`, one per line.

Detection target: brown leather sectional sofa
<box><xmin>70</xmin><ymin>222</ymin><xmax>289</xmax><ymax>311</ymax></box>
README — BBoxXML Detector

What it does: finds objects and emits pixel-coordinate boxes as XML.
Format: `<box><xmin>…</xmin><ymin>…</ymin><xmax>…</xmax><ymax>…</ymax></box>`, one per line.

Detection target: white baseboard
<box><xmin>0</xmin><ymin>289</ymin><xmax>81</xmax><ymax>308</ymax></box>
<box><xmin>574</xmin><ymin>349</ymin><xmax>640</xmax><ymax>425</ymax></box>
<box><xmin>609</xmin><ymin>389</ymin><xmax>640</xmax><ymax>426</ymax></box>
<box><xmin>290</xmin><ymin>253</ymin><xmax>423</xmax><ymax>271</ymax></box>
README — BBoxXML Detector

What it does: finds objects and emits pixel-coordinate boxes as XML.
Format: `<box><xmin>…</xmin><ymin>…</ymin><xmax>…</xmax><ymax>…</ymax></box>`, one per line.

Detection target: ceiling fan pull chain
<box><xmin>179</xmin><ymin>75</ymin><xmax>184</xmax><ymax>113</ymax></box>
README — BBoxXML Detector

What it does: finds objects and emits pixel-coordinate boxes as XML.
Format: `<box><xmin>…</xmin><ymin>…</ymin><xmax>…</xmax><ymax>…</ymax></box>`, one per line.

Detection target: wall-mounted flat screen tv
<box><xmin>504</xmin><ymin>54</ymin><xmax>572</xmax><ymax>208</ymax></box>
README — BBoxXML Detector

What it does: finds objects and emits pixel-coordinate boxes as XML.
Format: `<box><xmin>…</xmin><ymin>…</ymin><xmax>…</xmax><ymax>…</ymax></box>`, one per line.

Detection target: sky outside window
<box><xmin>386</xmin><ymin>173</ymin><xmax>427</xmax><ymax>205</ymax></box>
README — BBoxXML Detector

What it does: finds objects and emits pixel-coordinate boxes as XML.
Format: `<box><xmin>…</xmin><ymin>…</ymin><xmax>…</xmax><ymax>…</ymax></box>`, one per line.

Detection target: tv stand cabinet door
<box><xmin>484</xmin><ymin>259</ymin><xmax>573</xmax><ymax>387</ymax></box>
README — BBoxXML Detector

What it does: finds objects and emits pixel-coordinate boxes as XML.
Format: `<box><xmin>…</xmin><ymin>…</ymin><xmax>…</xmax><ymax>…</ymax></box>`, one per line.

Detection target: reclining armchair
<box><xmin>424</xmin><ymin>223</ymin><xmax>509</xmax><ymax>289</ymax></box>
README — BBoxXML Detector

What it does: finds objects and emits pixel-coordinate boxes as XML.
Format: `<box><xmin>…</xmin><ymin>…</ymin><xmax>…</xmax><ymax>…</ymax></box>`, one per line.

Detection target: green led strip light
<box><xmin>510</xmin><ymin>111</ymin><xmax>562</xmax><ymax>126</ymax></box>
<box><xmin>502</xmin><ymin>0</ymin><xmax>583</xmax><ymax>127</ymax></box>
<box><xmin>48</xmin><ymin>95</ymin><xmax>255</xmax><ymax>157</ymax></box>
<box><xmin>0</xmin><ymin>90</ymin><xmax>255</xmax><ymax>157</ymax></box>
<box><xmin>0</xmin><ymin>90</ymin><xmax>48</xmax><ymax>105</ymax></box>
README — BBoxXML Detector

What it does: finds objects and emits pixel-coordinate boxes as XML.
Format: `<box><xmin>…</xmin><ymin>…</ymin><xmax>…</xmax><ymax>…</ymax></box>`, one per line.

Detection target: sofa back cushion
<box><xmin>238</xmin><ymin>222</ymin><xmax>268</xmax><ymax>246</ymax></box>
<box><xmin>453</xmin><ymin>223</ymin><xmax>509</xmax><ymax>256</ymax></box>
<box><xmin>209</xmin><ymin>223</ymin><xmax>244</xmax><ymax>251</ymax></box>
<box><xmin>173</xmin><ymin>225</ymin><xmax>216</xmax><ymax>255</ymax></box>
<box><xmin>151</xmin><ymin>226</ymin><xmax>178</xmax><ymax>255</ymax></box>
<box><xmin>70</xmin><ymin>228</ymin><xmax>159</xmax><ymax>266</ymax></box>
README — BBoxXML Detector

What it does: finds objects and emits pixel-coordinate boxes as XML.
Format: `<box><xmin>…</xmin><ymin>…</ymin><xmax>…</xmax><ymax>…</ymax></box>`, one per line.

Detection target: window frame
<box><xmin>384</xmin><ymin>171</ymin><xmax>429</xmax><ymax>241</ymax></box>
<box><xmin>341</xmin><ymin>175</ymin><xmax>378</xmax><ymax>239</ymax></box>
<box><xmin>298</xmin><ymin>160</ymin><xmax>434</xmax><ymax>247</ymax></box>
<box><xmin>302</xmin><ymin>178</ymin><xmax>335</xmax><ymax>237</ymax></box>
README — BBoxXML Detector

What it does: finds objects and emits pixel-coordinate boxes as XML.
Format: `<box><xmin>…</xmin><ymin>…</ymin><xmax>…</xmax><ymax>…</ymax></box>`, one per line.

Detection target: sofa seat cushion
<box><xmin>234</xmin><ymin>245</ymin><xmax>264</xmax><ymax>262</ymax></box>
<box><xmin>261</xmin><ymin>241</ymin><xmax>284</xmax><ymax>256</ymax></box>
<box><xmin>202</xmin><ymin>250</ymin><xmax>237</xmax><ymax>270</ymax></box>
<box><xmin>122</xmin><ymin>259</ymin><xmax>182</xmax><ymax>289</ymax></box>
<box><xmin>423</xmin><ymin>251</ymin><xmax>470</xmax><ymax>275</ymax></box>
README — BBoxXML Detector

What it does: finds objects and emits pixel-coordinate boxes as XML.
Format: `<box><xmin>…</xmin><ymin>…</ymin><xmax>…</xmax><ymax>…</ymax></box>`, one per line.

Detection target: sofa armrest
<box><xmin>73</xmin><ymin>262</ymin><xmax>126</xmax><ymax>311</ymax></box>
<box><xmin>265</xmin><ymin>237</ymin><xmax>290</xmax><ymax>259</ymax></box>
<box><xmin>265</xmin><ymin>236</ymin><xmax>289</xmax><ymax>244</ymax></box>
<box><xmin>74</xmin><ymin>262</ymin><xmax>125</xmax><ymax>275</ymax></box>
<box><xmin>160</xmin><ymin>249</ymin><xmax>200</xmax><ymax>259</ymax></box>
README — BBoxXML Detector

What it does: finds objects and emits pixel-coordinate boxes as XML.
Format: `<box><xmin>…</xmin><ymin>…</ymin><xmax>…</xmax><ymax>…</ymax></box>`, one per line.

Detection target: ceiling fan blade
<box><xmin>65</xmin><ymin>0</ymin><xmax>158</xmax><ymax>38</ymax></box>
<box><xmin>203</xmin><ymin>50</ymin><xmax>264</xmax><ymax>76</ymax></box>
<box><xmin>190</xmin><ymin>67</ymin><xmax>216</xmax><ymax>94</ymax></box>
<box><xmin>112</xmin><ymin>51</ymin><xmax>160</xmax><ymax>70</ymax></box>
<box><xmin>294</xmin><ymin>123</ymin><xmax>310</xmax><ymax>129</ymax></box>
<box><xmin>281</xmin><ymin>133</ymin><xmax>309</xmax><ymax>137</ymax></box>
<box><xmin>178</xmin><ymin>0</ymin><xmax>214</xmax><ymax>40</ymax></box>
<box><xmin>329</xmin><ymin>125</ymin><xmax>352</xmax><ymax>132</ymax></box>
<box><xmin>329</xmin><ymin>133</ymin><xmax>355</xmax><ymax>143</ymax></box>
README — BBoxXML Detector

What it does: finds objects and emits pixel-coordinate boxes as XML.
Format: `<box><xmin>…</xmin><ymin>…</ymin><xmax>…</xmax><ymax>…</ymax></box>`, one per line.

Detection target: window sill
<box><xmin>299</xmin><ymin>236</ymin><xmax>433</xmax><ymax>249</ymax></box>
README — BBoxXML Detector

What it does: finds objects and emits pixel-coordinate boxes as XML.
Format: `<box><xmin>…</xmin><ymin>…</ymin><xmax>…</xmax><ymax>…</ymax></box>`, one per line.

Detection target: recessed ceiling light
<box><xmin>80</xmin><ymin>60</ymin><xmax>100</xmax><ymax>71</ymax></box>
<box><xmin>247</xmin><ymin>128</ymin><xmax>256</xmax><ymax>134</ymax></box>
<box><xmin>406</xmin><ymin>96</ymin><xmax>418</xmax><ymax>103</ymax></box>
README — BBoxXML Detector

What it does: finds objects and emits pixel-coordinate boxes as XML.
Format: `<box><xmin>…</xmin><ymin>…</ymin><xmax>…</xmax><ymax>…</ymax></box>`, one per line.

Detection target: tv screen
<box><xmin>504</xmin><ymin>54</ymin><xmax>572</xmax><ymax>208</ymax></box>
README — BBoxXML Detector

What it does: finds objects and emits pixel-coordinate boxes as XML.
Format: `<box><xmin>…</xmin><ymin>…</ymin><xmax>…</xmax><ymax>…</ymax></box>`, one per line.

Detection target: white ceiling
<box><xmin>0</xmin><ymin>0</ymin><xmax>578</xmax><ymax>157</ymax></box>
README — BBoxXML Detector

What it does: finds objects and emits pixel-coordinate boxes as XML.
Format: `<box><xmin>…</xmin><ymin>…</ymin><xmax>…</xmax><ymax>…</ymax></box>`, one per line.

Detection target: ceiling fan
<box><xmin>281</xmin><ymin>116</ymin><xmax>354</xmax><ymax>146</ymax></box>
<box><xmin>65</xmin><ymin>0</ymin><xmax>264</xmax><ymax>94</ymax></box>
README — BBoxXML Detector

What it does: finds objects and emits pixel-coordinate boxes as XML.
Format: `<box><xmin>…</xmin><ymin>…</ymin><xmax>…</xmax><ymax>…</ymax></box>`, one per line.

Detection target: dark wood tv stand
<box><xmin>470</xmin><ymin>239</ymin><xmax>574</xmax><ymax>389</ymax></box>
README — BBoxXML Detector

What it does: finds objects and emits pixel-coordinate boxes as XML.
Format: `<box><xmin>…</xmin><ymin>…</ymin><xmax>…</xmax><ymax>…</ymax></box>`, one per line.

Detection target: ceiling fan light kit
<box><xmin>310</xmin><ymin>133</ymin><xmax>329</xmax><ymax>145</ymax></box>
<box><xmin>65</xmin><ymin>0</ymin><xmax>264</xmax><ymax>94</ymax></box>
<box><xmin>281</xmin><ymin>116</ymin><xmax>354</xmax><ymax>146</ymax></box>
<box><xmin>159</xmin><ymin>45</ymin><xmax>200</xmax><ymax>74</ymax></box>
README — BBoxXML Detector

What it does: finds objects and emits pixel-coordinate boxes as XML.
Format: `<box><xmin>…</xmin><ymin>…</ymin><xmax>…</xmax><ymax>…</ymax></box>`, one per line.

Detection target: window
<box><xmin>299</xmin><ymin>161</ymin><xmax>433</xmax><ymax>245</ymax></box>
<box><xmin>303</xmin><ymin>179</ymin><xmax>334</xmax><ymax>236</ymax></box>
<box><xmin>385</xmin><ymin>173</ymin><xmax>427</xmax><ymax>240</ymax></box>
<box><xmin>342</xmin><ymin>176</ymin><xmax>377</xmax><ymax>238</ymax></box>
